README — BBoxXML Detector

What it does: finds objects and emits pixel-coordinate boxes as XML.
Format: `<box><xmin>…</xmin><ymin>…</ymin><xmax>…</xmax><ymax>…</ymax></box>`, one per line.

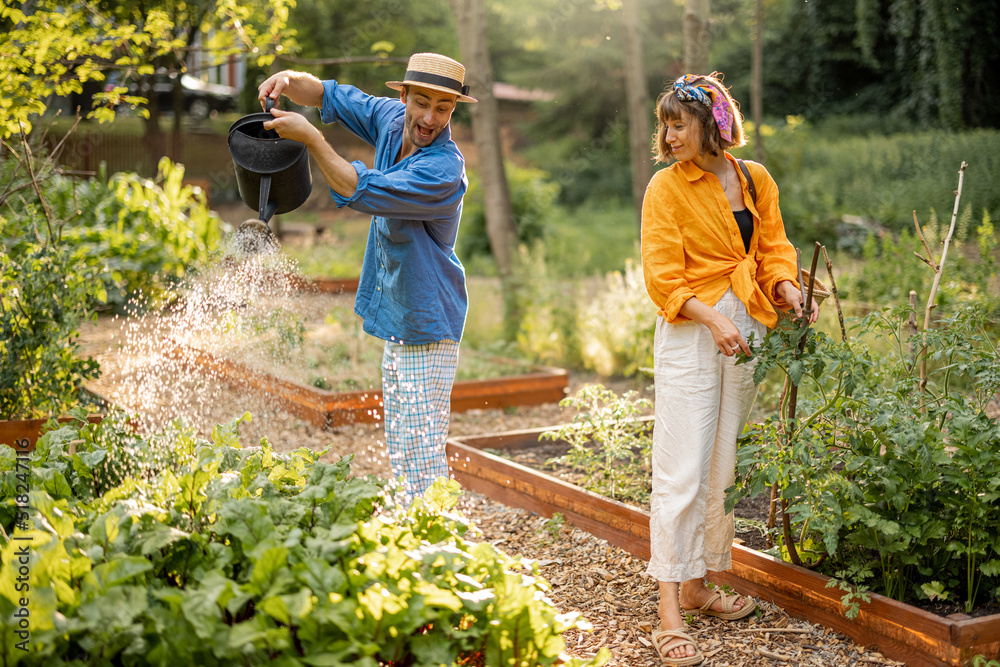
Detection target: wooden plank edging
<box><xmin>0</xmin><ymin>415</ymin><xmax>107</xmax><ymax>451</ymax></box>
<box><xmin>446</xmin><ymin>427</ymin><xmax>1000</xmax><ymax>667</ymax></box>
<box><xmin>165</xmin><ymin>342</ymin><xmax>568</xmax><ymax>428</ymax></box>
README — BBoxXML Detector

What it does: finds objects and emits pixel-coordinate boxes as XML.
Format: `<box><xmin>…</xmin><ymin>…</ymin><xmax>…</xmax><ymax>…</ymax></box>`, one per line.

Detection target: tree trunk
<box><xmin>450</xmin><ymin>0</ymin><xmax>518</xmax><ymax>277</ymax></box>
<box><xmin>622</xmin><ymin>0</ymin><xmax>652</xmax><ymax>229</ymax></box>
<box><xmin>751</xmin><ymin>0</ymin><xmax>764</xmax><ymax>163</ymax></box>
<box><xmin>683</xmin><ymin>0</ymin><xmax>711</xmax><ymax>74</ymax></box>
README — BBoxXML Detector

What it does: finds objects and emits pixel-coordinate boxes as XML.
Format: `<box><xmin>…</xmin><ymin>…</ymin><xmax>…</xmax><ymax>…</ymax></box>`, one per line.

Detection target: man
<box><xmin>257</xmin><ymin>53</ymin><xmax>476</xmax><ymax>503</ymax></box>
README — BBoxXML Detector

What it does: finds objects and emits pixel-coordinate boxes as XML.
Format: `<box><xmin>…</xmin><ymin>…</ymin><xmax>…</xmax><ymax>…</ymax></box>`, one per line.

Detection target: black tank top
<box><xmin>733</xmin><ymin>208</ymin><xmax>753</xmax><ymax>253</ymax></box>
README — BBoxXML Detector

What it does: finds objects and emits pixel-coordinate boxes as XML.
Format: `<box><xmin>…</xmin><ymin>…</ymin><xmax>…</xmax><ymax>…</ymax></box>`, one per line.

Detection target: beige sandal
<box><xmin>651</xmin><ymin>628</ymin><xmax>704</xmax><ymax>666</ymax></box>
<box><xmin>682</xmin><ymin>589</ymin><xmax>757</xmax><ymax>621</ymax></box>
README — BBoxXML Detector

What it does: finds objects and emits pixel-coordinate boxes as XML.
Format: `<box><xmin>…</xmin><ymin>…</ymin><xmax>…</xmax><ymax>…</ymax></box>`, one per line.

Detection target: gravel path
<box><xmin>76</xmin><ymin>313</ymin><xmax>904</xmax><ymax>667</ymax></box>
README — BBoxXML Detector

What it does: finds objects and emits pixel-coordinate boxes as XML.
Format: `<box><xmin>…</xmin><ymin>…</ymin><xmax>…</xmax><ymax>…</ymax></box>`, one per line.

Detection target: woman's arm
<box><xmin>679</xmin><ymin>297</ymin><xmax>752</xmax><ymax>357</ymax></box>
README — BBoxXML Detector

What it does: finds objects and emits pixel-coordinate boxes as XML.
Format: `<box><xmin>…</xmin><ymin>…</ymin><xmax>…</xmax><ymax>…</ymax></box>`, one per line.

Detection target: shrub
<box><xmin>576</xmin><ymin>259</ymin><xmax>654</xmax><ymax>377</ymax></box>
<box><xmin>459</xmin><ymin>162</ymin><xmax>558</xmax><ymax>264</ymax></box>
<box><xmin>837</xmin><ymin>206</ymin><xmax>999</xmax><ymax>318</ymax></box>
<box><xmin>24</xmin><ymin>157</ymin><xmax>221</xmax><ymax>310</ymax></box>
<box><xmin>0</xmin><ymin>412</ymin><xmax>610</xmax><ymax>666</ymax></box>
<box><xmin>0</xmin><ymin>139</ymin><xmax>104</xmax><ymax>420</ymax></box>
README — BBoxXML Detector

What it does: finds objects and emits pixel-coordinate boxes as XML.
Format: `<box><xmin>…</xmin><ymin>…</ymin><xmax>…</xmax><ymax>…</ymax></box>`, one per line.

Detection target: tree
<box><xmin>0</xmin><ymin>0</ymin><xmax>153</xmax><ymax>137</ymax></box>
<box><xmin>1</xmin><ymin>0</ymin><xmax>294</xmax><ymax>140</ymax></box>
<box><xmin>750</xmin><ymin>0</ymin><xmax>763</xmax><ymax>163</ymax></box>
<box><xmin>0</xmin><ymin>0</ymin><xmax>288</xmax><ymax>418</ymax></box>
<box><xmin>93</xmin><ymin>0</ymin><xmax>295</xmax><ymax>139</ymax></box>
<box><xmin>684</xmin><ymin>0</ymin><xmax>710</xmax><ymax>74</ymax></box>
<box><xmin>622</xmin><ymin>0</ymin><xmax>652</xmax><ymax>228</ymax></box>
<box><xmin>451</xmin><ymin>0</ymin><xmax>518</xmax><ymax>277</ymax></box>
<box><xmin>855</xmin><ymin>0</ymin><xmax>1000</xmax><ymax>128</ymax></box>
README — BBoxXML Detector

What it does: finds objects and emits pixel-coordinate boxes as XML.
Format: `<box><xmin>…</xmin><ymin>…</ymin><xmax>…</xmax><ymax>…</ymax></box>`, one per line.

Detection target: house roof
<box><xmin>493</xmin><ymin>82</ymin><xmax>555</xmax><ymax>103</ymax></box>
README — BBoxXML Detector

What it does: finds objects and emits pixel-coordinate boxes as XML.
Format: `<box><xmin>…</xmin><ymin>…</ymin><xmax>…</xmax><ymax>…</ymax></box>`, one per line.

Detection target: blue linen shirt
<box><xmin>319</xmin><ymin>80</ymin><xmax>469</xmax><ymax>345</ymax></box>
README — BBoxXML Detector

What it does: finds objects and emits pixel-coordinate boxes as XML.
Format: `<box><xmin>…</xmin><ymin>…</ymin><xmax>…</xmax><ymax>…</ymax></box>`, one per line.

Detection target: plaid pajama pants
<box><xmin>381</xmin><ymin>338</ymin><xmax>459</xmax><ymax>503</ymax></box>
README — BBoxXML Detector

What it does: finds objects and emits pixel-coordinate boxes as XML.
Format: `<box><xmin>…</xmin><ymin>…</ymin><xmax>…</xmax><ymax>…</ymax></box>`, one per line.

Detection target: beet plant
<box><xmin>0</xmin><ymin>412</ymin><xmax>609</xmax><ymax>666</ymax></box>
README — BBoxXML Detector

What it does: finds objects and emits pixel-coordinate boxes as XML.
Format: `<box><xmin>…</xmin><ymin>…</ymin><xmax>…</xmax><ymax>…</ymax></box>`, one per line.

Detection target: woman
<box><xmin>640</xmin><ymin>73</ymin><xmax>818</xmax><ymax>665</ymax></box>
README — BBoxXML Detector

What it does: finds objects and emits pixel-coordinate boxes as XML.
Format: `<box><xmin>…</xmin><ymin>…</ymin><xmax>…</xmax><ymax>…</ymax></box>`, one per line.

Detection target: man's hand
<box><xmin>257</xmin><ymin>70</ymin><xmax>324</xmax><ymax>109</ymax></box>
<box><xmin>262</xmin><ymin>108</ymin><xmax>323</xmax><ymax>147</ymax></box>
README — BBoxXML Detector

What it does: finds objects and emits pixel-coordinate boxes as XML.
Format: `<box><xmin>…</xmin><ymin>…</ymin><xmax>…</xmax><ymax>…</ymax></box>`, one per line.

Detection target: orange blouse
<box><xmin>641</xmin><ymin>154</ymin><xmax>800</xmax><ymax>329</ymax></box>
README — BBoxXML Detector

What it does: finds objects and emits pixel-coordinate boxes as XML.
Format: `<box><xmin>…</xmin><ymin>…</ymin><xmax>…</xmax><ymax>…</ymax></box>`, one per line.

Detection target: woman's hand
<box><xmin>776</xmin><ymin>280</ymin><xmax>820</xmax><ymax>324</ymax></box>
<box><xmin>680</xmin><ymin>297</ymin><xmax>750</xmax><ymax>357</ymax></box>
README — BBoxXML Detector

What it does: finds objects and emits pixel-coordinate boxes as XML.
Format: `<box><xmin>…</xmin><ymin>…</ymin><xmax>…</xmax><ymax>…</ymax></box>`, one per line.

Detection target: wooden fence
<box><xmin>42</xmin><ymin>130</ymin><xmax>239</xmax><ymax>201</ymax></box>
<box><xmin>41</xmin><ymin>125</ymin><xmax>376</xmax><ymax>206</ymax></box>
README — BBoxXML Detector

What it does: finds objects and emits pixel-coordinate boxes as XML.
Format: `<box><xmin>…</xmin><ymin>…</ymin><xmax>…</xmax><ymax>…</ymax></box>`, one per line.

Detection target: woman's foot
<box><xmin>679</xmin><ymin>580</ymin><xmax>756</xmax><ymax>620</ymax></box>
<box><xmin>652</xmin><ymin>626</ymin><xmax>703</xmax><ymax>665</ymax></box>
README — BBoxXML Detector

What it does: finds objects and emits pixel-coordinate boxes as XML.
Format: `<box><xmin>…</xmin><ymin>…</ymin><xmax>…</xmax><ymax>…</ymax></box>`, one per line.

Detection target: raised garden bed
<box><xmin>446</xmin><ymin>425</ymin><xmax>1000</xmax><ymax>667</ymax></box>
<box><xmin>167</xmin><ymin>342</ymin><xmax>568</xmax><ymax>428</ymax></box>
<box><xmin>163</xmin><ymin>277</ymin><xmax>569</xmax><ymax>427</ymax></box>
<box><xmin>0</xmin><ymin>415</ymin><xmax>107</xmax><ymax>452</ymax></box>
<box><xmin>284</xmin><ymin>274</ymin><xmax>360</xmax><ymax>294</ymax></box>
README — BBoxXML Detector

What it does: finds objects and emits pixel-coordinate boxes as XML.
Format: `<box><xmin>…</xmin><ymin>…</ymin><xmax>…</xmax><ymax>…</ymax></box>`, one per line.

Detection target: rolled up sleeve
<box><xmin>641</xmin><ymin>174</ymin><xmax>697</xmax><ymax>321</ymax></box>
<box><xmin>333</xmin><ymin>159</ymin><xmax>466</xmax><ymax>221</ymax></box>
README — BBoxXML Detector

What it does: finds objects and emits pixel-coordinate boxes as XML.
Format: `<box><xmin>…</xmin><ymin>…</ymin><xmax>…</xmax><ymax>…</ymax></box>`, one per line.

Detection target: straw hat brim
<box><xmin>386</xmin><ymin>80</ymin><xmax>477</xmax><ymax>103</ymax></box>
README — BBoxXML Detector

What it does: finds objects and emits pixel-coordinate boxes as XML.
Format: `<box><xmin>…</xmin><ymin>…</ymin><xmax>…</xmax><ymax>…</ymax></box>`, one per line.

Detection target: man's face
<box><xmin>400</xmin><ymin>86</ymin><xmax>458</xmax><ymax>149</ymax></box>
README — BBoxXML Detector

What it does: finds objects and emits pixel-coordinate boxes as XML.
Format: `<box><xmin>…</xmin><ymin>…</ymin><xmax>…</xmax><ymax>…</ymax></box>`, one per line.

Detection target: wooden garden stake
<box><xmin>821</xmin><ymin>246</ymin><xmax>847</xmax><ymax>342</ymax></box>
<box><xmin>912</xmin><ymin>161</ymin><xmax>967</xmax><ymax>395</ymax></box>
<box><xmin>779</xmin><ymin>242</ymin><xmax>822</xmax><ymax>567</ymax></box>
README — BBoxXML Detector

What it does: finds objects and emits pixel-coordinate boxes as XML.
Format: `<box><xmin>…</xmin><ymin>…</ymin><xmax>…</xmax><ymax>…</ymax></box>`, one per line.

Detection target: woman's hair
<box><xmin>653</xmin><ymin>72</ymin><xmax>746</xmax><ymax>163</ymax></box>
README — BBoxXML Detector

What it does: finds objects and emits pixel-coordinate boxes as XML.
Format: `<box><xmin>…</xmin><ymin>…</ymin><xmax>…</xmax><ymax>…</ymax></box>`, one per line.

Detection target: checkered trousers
<box><xmin>381</xmin><ymin>339</ymin><xmax>459</xmax><ymax>503</ymax></box>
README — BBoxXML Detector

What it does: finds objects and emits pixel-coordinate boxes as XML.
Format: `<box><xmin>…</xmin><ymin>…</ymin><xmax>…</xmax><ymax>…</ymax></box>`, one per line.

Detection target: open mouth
<box><xmin>416</xmin><ymin>125</ymin><xmax>434</xmax><ymax>142</ymax></box>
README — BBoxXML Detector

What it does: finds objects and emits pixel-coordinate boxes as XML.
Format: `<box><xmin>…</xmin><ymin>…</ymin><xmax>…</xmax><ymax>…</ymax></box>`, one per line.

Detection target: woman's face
<box><xmin>663</xmin><ymin>109</ymin><xmax>702</xmax><ymax>162</ymax></box>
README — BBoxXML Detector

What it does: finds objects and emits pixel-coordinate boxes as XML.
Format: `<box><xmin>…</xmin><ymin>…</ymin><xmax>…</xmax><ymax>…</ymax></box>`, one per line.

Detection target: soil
<box><xmin>73</xmin><ymin>311</ymin><xmax>934</xmax><ymax>667</ymax></box>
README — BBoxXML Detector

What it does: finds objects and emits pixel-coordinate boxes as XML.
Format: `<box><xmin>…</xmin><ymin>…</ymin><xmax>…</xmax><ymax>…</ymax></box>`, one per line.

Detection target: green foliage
<box><xmin>286</xmin><ymin>0</ymin><xmax>457</xmax><ymax>94</ymax></box>
<box><xmin>0</xmin><ymin>242</ymin><xmax>102</xmax><ymax>420</ymax></box>
<box><xmin>0</xmin><ymin>412</ymin><xmax>610</xmax><ymax>667</ymax></box>
<box><xmin>1</xmin><ymin>0</ymin><xmax>295</xmax><ymax>137</ymax></box>
<box><xmin>0</xmin><ymin>139</ymin><xmax>105</xmax><ymax>420</ymax></box>
<box><xmin>541</xmin><ymin>204</ymin><xmax>639</xmax><ymax>279</ymax></box>
<box><xmin>460</xmin><ymin>162</ymin><xmax>558</xmax><ymax>263</ymax></box>
<box><xmin>834</xmin><ymin>206</ymin><xmax>999</xmax><ymax>319</ymax></box>
<box><xmin>504</xmin><ymin>243</ymin><xmax>581</xmax><ymax>367</ymax></box>
<box><xmin>4</xmin><ymin>156</ymin><xmax>221</xmax><ymax>311</ymax></box>
<box><xmin>541</xmin><ymin>384</ymin><xmax>652</xmax><ymax>504</ymax></box>
<box><xmin>758</xmin><ymin>120</ymin><xmax>1000</xmax><ymax>249</ymax></box>
<box><xmin>729</xmin><ymin>306</ymin><xmax>1000</xmax><ymax>612</ymax></box>
<box><xmin>576</xmin><ymin>259</ymin><xmax>654</xmax><ymax>377</ymax></box>
<box><xmin>537</xmin><ymin>513</ymin><xmax>567</xmax><ymax>545</ymax></box>
<box><xmin>0</xmin><ymin>0</ymin><xmax>155</xmax><ymax>135</ymax></box>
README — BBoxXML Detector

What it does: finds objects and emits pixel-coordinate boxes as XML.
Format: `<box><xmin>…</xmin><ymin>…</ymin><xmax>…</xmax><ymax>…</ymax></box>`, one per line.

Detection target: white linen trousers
<box><xmin>645</xmin><ymin>288</ymin><xmax>767</xmax><ymax>583</ymax></box>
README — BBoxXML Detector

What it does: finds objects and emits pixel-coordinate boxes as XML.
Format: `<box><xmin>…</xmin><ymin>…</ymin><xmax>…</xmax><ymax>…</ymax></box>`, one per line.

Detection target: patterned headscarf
<box><xmin>673</xmin><ymin>75</ymin><xmax>734</xmax><ymax>143</ymax></box>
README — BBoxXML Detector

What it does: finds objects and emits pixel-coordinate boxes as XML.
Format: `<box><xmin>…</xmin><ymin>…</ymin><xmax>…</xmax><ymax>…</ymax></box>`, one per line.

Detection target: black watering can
<box><xmin>228</xmin><ymin>98</ymin><xmax>313</xmax><ymax>241</ymax></box>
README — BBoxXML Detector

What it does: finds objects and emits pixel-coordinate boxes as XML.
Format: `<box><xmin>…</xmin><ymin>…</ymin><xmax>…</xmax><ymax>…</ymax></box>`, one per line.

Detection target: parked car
<box><xmin>108</xmin><ymin>71</ymin><xmax>238</xmax><ymax>120</ymax></box>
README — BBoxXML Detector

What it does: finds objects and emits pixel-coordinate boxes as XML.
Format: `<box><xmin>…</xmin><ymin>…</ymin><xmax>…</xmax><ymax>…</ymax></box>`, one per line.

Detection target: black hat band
<box><xmin>404</xmin><ymin>70</ymin><xmax>470</xmax><ymax>97</ymax></box>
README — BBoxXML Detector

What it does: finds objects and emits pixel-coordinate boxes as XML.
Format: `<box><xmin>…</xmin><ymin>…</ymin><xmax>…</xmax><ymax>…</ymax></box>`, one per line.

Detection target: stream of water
<box><xmin>91</xmin><ymin>224</ymin><xmax>392</xmax><ymax>477</ymax></box>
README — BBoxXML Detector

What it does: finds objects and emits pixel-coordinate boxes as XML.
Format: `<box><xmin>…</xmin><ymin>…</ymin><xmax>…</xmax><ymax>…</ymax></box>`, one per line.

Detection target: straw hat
<box><xmin>386</xmin><ymin>53</ymin><xmax>477</xmax><ymax>103</ymax></box>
